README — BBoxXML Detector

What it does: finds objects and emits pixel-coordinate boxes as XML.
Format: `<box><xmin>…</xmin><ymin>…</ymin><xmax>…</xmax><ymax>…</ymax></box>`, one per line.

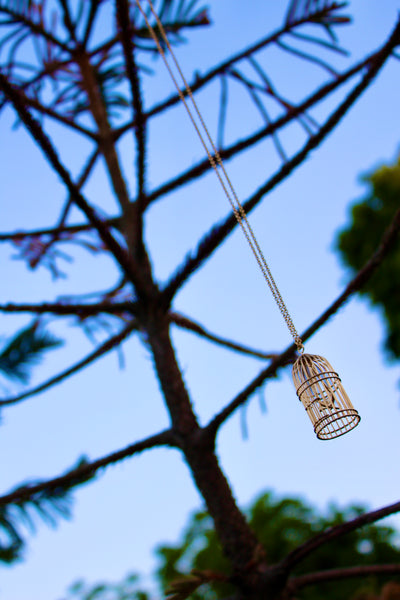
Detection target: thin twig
<box><xmin>0</xmin><ymin>320</ymin><xmax>138</xmax><ymax>407</ymax></box>
<box><xmin>276</xmin><ymin>39</ymin><xmax>338</xmax><ymax>77</ymax></box>
<box><xmin>170</xmin><ymin>312</ymin><xmax>276</xmax><ymax>360</ymax></box>
<box><xmin>0</xmin><ymin>216</ymin><xmax>122</xmax><ymax>242</ymax></box>
<box><xmin>23</xmin><ymin>94</ymin><xmax>98</xmax><ymax>139</ymax></box>
<box><xmin>0</xmin><ymin>429</ymin><xmax>177</xmax><ymax>508</ymax></box>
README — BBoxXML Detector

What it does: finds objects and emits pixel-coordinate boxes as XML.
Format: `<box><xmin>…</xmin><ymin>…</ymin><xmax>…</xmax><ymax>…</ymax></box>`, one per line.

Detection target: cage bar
<box><xmin>292</xmin><ymin>353</ymin><xmax>360</xmax><ymax>440</ymax></box>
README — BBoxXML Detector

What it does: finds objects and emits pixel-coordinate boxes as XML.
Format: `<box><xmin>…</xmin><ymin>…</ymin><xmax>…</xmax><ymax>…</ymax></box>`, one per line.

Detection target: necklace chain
<box><xmin>136</xmin><ymin>0</ymin><xmax>304</xmax><ymax>352</ymax></box>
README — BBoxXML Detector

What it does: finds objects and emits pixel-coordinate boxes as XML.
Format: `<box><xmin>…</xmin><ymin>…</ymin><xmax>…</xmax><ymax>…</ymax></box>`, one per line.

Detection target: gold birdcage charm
<box><xmin>292</xmin><ymin>353</ymin><xmax>360</xmax><ymax>440</ymax></box>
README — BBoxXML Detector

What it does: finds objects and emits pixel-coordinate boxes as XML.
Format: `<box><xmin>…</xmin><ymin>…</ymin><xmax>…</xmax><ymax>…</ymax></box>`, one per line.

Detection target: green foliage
<box><xmin>336</xmin><ymin>155</ymin><xmax>400</xmax><ymax>358</ymax></box>
<box><xmin>0</xmin><ymin>456</ymin><xmax>93</xmax><ymax>565</ymax></box>
<box><xmin>155</xmin><ymin>492</ymin><xmax>400</xmax><ymax>600</ymax></box>
<box><xmin>65</xmin><ymin>492</ymin><xmax>400</xmax><ymax>600</ymax></box>
<box><xmin>0</xmin><ymin>322</ymin><xmax>62</xmax><ymax>384</ymax></box>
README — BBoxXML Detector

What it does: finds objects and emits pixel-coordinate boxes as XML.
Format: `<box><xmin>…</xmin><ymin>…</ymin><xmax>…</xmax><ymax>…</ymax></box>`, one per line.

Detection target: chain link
<box><xmin>137</xmin><ymin>0</ymin><xmax>304</xmax><ymax>352</ymax></box>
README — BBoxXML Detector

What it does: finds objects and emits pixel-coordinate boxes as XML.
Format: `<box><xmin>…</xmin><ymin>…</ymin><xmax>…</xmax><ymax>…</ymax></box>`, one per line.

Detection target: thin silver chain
<box><xmin>136</xmin><ymin>0</ymin><xmax>304</xmax><ymax>352</ymax></box>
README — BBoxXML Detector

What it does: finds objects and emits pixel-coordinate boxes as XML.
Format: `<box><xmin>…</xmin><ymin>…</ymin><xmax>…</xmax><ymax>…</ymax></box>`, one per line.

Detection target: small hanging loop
<box><xmin>292</xmin><ymin>353</ymin><xmax>360</xmax><ymax>440</ymax></box>
<box><xmin>294</xmin><ymin>337</ymin><xmax>305</xmax><ymax>353</ymax></box>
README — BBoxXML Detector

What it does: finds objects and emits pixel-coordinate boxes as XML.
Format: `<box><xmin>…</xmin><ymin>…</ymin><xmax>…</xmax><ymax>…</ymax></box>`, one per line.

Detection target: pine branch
<box><xmin>282</xmin><ymin>500</ymin><xmax>400</xmax><ymax>570</ymax></box>
<box><xmin>0</xmin><ymin>429</ymin><xmax>177</xmax><ymax>508</ymax></box>
<box><xmin>288</xmin><ymin>564</ymin><xmax>400</xmax><ymax>591</ymax></box>
<box><xmin>0</xmin><ymin>323</ymin><xmax>62</xmax><ymax>384</ymax></box>
<box><xmin>0</xmin><ymin>72</ymin><xmax>149</xmax><ymax>296</ymax></box>
<box><xmin>0</xmin><ymin>320</ymin><xmax>138</xmax><ymax>407</ymax></box>
<box><xmin>162</xmin><ymin>21</ymin><xmax>400</xmax><ymax>305</ymax></box>
<box><xmin>0</xmin><ymin>45</ymin><xmax>373</xmax><ymax>248</ymax></box>
<box><xmin>170</xmin><ymin>312</ymin><xmax>276</xmax><ymax>360</ymax></box>
<box><xmin>0</xmin><ymin>455</ymin><xmax>92</xmax><ymax>563</ymax></box>
<box><xmin>0</xmin><ymin>4</ymin><xmax>71</xmax><ymax>52</ymax></box>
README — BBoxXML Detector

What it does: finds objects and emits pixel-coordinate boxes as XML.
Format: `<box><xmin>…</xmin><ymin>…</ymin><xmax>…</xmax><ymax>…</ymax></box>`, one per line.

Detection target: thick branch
<box><xmin>170</xmin><ymin>312</ymin><xmax>276</xmax><ymax>360</ymax></box>
<box><xmin>76</xmin><ymin>50</ymin><xmax>131</xmax><ymax>212</ymax></box>
<box><xmin>289</xmin><ymin>564</ymin><xmax>400</xmax><ymax>591</ymax></box>
<box><xmin>0</xmin><ymin>429</ymin><xmax>176</xmax><ymax>508</ymax></box>
<box><xmin>0</xmin><ymin>320</ymin><xmax>138</xmax><ymax>407</ymax></box>
<box><xmin>162</xmin><ymin>21</ymin><xmax>400</xmax><ymax>305</ymax></box>
<box><xmin>0</xmin><ymin>73</ymin><xmax>148</xmax><ymax>296</ymax></box>
<box><xmin>282</xmin><ymin>500</ymin><xmax>400</xmax><ymax>570</ymax></box>
<box><xmin>146</xmin><ymin>316</ymin><xmax>264</xmax><ymax>577</ymax></box>
<box><xmin>116</xmin><ymin>0</ymin><xmax>147</xmax><ymax>204</ymax></box>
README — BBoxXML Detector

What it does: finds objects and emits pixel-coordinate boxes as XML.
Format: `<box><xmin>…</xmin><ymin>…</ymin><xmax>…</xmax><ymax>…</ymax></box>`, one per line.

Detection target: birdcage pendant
<box><xmin>292</xmin><ymin>353</ymin><xmax>360</xmax><ymax>440</ymax></box>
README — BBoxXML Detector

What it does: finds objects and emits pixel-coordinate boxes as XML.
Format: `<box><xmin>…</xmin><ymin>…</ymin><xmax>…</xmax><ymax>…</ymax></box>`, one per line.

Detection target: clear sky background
<box><xmin>1</xmin><ymin>1</ymin><xmax>400</xmax><ymax>598</ymax></box>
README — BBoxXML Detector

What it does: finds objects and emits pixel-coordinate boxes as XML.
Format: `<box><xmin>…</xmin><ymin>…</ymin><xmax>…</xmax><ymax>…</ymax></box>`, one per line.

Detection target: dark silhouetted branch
<box><xmin>0</xmin><ymin>301</ymin><xmax>136</xmax><ymax>317</ymax></box>
<box><xmin>116</xmin><ymin>0</ymin><xmax>147</xmax><ymax>205</ymax></box>
<box><xmin>0</xmin><ymin>216</ymin><xmax>122</xmax><ymax>242</ymax></box>
<box><xmin>0</xmin><ymin>428</ymin><xmax>177</xmax><ymax>508</ymax></box>
<box><xmin>282</xmin><ymin>500</ymin><xmax>400</xmax><ymax>570</ymax></box>
<box><xmin>170</xmin><ymin>312</ymin><xmax>276</xmax><ymax>360</ymax></box>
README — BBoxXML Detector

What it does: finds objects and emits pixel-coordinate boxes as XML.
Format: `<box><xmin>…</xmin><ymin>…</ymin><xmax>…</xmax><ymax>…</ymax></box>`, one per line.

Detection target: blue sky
<box><xmin>1</xmin><ymin>1</ymin><xmax>400</xmax><ymax>598</ymax></box>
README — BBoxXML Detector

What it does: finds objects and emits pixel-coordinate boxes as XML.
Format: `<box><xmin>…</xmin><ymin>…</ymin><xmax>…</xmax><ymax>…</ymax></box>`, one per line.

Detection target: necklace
<box><xmin>136</xmin><ymin>0</ymin><xmax>360</xmax><ymax>440</ymax></box>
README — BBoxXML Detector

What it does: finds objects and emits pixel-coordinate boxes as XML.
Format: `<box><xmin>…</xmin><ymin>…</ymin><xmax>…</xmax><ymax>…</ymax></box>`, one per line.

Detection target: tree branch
<box><xmin>75</xmin><ymin>49</ymin><xmax>132</xmax><ymax>213</ymax></box>
<box><xmin>169</xmin><ymin>312</ymin><xmax>276</xmax><ymax>360</ymax></box>
<box><xmin>0</xmin><ymin>428</ymin><xmax>177</xmax><ymax>508</ymax></box>
<box><xmin>0</xmin><ymin>50</ymin><xmax>374</xmax><ymax>246</ymax></box>
<box><xmin>282</xmin><ymin>500</ymin><xmax>400</xmax><ymax>570</ymax></box>
<box><xmin>0</xmin><ymin>5</ymin><xmax>71</xmax><ymax>52</ymax></box>
<box><xmin>116</xmin><ymin>0</ymin><xmax>147</xmax><ymax>206</ymax></box>
<box><xmin>0</xmin><ymin>301</ymin><xmax>136</xmax><ymax>317</ymax></box>
<box><xmin>162</xmin><ymin>20</ymin><xmax>400</xmax><ymax>305</ymax></box>
<box><xmin>0</xmin><ymin>72</ymin><xmax>149</xmax><ymax>296</ymax></box>
<box><xmin>0</xmin><ymin>320</ymin><xmax>138</xmax><ymax>407</ymax></box>
<box><xmin>288</xmin><ymin>564</ymin><xmax>400</xmax><ymax>591</ymax></box>
<box><xmin>23</xmin><ymin>94</ymin><xmax>98</xmax><ymax>139</ymax></box>
<box><xmin>0</xmin><ymin>216</ymin><xmax>122</xmax><ymax>243</ymax></box>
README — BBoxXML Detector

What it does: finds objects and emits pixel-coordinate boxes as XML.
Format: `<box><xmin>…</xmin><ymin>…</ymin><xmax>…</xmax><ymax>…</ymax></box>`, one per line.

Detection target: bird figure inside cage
<box><xmin>292</xmin><ymin>353</ymin><xmax>360</xmax><ymax>440</ymax></box>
